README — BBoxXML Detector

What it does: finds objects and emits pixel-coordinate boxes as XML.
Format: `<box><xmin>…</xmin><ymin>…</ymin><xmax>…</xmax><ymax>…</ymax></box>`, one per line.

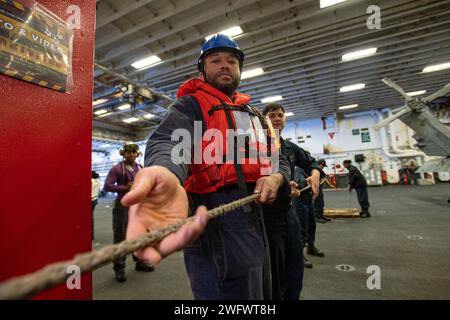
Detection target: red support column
<box><xmin>0</xmin><ymin>0</ymin><xmax>96</xmax><ymax>299</ymax></box>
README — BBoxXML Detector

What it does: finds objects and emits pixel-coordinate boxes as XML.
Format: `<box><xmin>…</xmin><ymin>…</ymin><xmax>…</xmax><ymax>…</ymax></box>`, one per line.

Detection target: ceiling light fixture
<box><xmin>205</xmin><ymin>26</ymin><xmax>243</xmax><ymax>41</ymax></box>
<box><xmin>407</xmin><ymin>90</ymin><xmax>427</xmax><ymax>96</ymax></box>
<box><xmin>131</xmin><ymin>55</ymin><xmax>162</xmax><ymax>70</ymax></box>
<box><xmin>422</xmin><ymin>62</ymin><xmax>450</xmax><ymax>73</ymax></box>
<box><xmin>93</xmin><ymin>99</ymin><xmax>108</xmax><ymax>106</ymax></box>
<box><xmin>342</xmin><ymin>48</ymin><xmax>377</xmax><ymax>61</ymax></box>
<box><xmin>123</xmin><ymin>117</ymin><xmax>140</xmax><ymax>123</ymax></box>
<box><xmin>241</xmin><ymin>68</ymin><xmax>264</xmax><ymax>80</ymax></box>
<box><xmin>338</xmin><ymin>104</ymin><xmax>359</xmax><ymax>110</ymax></box>
<box><xmin>144</xmin><ymin>113</ymin><xmax>156</xmax><ymax>119</ymax></box>
<box><xmin>94</xmin><ymin>109</ymin><xmax>108</xmax><ymax>115</ymax></box>
<box><xmin>98</xmin><ymin>112</ymin><xmax>111</xmax><ymax>118</ymax></box>
<box><xmin>340</xmin><ymin>83</ymin><xmax>366</xmax><ymax>92</ymax></box>
<box><xmin>320</xmin><ymin>0</ymin><xmax>348</xmax><ymax>9</ymax></box>
<box><xmin>117</xmin><ymin>103</ymin><xmax>131</xmax><ymax>111</ymax></box>
<box><xmin>261</xmin><ymin>95</ymin><xmax>283</xmax><ymax>103</ymax></box>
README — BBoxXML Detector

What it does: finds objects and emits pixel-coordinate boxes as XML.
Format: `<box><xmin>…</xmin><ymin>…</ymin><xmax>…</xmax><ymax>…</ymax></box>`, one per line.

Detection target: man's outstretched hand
<box><xmin>307</xmin><ymin>169</ymin><xmax>321</xmax><ymax>200</ymax></box>
<box><xmin>121</xmin><ymin>166</ymin><xmax>208</xmax><ymax>264</ymax></box>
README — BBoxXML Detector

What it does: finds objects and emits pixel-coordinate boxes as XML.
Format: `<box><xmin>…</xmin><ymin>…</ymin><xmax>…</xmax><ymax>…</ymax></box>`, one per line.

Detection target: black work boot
<box><xmin>115</xmin><ymin>270</ymin><xmax>127</xmax><ymax>283</ymax></box>
<box><xmin>360</xmin><ymin>209</ymin><xmax>371</xmax><ymax>218</ymax></box>
<box><xmin>307</xmin><ymin>245</ymin><xmax>325</xmax><ymax>257</ymax></box>
<box><xmin>315</xmin><ymin>217</ymin><xmax>327</xmax><ymax>223</ymax></box>
<box><xmin>304</xmin><ymin>256</ymin><xmax>313</xmax><ymax>268</ymax></box>
<box><xmin>135</xmin><ymin>261</ymin><xmax>155</xmax><ymax>272</ymax></box>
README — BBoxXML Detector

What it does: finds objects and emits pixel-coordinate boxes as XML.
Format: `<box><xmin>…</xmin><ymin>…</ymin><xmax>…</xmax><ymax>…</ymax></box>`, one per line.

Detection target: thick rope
<box><xmin>0</xmin><ymin>179</ymin><xmax>325</xmax><ymax>300</ymax></box>
<box><xmin>0</xmin><ymin>193</ymin><xmax>259</xmax><ymax>300</ymax></box>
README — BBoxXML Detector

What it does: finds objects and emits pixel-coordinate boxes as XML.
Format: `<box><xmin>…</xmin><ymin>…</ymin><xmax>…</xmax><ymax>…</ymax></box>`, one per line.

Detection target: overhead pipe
<box><xmin>93</xmin><ymin>98</ymin><xmax>124</xmax><ymax>110</ymax></box>
<box><xmin>94</xmin><ymin>63</ymin><xmax>174</xmax><ymax>104</ymax></box>
<box><xmin>93</xmin><ymin>86</ymin><xmax>122</xmax><ymax>101</ymax></box>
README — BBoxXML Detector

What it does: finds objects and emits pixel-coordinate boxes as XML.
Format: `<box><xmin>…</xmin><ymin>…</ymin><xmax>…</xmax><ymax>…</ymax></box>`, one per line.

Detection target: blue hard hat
<box><xmin>197</xmin><ymin>34</ymin><xmax>245</xmax><ymax>71</ymax></box>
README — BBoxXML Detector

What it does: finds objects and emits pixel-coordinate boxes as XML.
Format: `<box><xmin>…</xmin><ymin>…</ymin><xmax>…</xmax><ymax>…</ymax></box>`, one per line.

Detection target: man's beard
<box><xmin>205</xmin><ymin>72</ymin><xmax>240</xmax><ymax>96</ymax></box>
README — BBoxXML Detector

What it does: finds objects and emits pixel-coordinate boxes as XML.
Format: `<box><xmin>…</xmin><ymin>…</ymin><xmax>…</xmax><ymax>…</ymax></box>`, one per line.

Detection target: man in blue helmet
<box><xmin>121</xmin><ymin>34</ymin><xmax>292</xmax><ymax>299</ymax></box>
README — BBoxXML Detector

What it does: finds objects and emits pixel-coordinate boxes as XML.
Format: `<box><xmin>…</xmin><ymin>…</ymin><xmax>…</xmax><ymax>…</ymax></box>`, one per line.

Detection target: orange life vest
<box><xmin>176</xmin><ymin>78</ymin><xmax>275</xmax><ymax>194</ymax></box>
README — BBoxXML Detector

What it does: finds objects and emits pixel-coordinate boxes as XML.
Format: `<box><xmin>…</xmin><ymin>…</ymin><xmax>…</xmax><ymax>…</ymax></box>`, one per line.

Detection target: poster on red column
<box><xmin>0</xmin><ymin>0</ymin><xmax>73</xmax><ymax>92</ymax></box>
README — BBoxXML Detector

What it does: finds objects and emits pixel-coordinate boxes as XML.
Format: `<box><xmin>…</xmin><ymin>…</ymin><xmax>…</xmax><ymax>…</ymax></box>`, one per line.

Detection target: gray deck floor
<box><xmin>92</xmin><ymin>183</ymin><xmax>450</xmax><ymax>300</ymax></box>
